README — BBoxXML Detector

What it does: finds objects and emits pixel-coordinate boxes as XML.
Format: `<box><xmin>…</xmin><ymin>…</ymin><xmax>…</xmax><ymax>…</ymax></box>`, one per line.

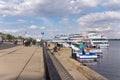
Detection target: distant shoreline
<box><xmin>108</xmin><ymin>39</ymin><xmax>120</xmax><ymax>41</ymax></box>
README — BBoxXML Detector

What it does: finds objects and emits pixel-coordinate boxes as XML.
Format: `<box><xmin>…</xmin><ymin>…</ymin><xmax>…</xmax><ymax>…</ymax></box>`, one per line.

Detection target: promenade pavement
<box><xmin>0</xmin><ymin>45</ymin><xmax>45</xmax><ymax>80</ymax></box>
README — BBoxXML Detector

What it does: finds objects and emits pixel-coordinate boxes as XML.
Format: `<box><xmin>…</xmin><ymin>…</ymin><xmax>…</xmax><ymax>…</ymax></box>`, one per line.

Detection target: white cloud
<box><xmin>28</xmin><ymin>25</ymin><xmax>46</xmax><ymax>30</ymax></box>
<box><xmin>17</xmin><ymin>19</ymin><xmax>26</xmax><ymax>23</ymax></box>
<box><xmin>25</xmin><ymin>34</ymin><xmax>32</xmax><ymax>37</ymax></box>
<box><xmin>28</xmin><ymin>25</ymin><xmax>38</xmax><ymax>29</ymax></box>
<box><xmin>78</xmin><ymin>11</ymin><xmax>120</xmax><ymax>28</ymax></box>
<box><xmin>102</xmin><ymin>0</ymin><xmax>120</xmax><ymax>10</ymax></box>
<box><xmin>40</xmin><ymin>26</ymin><xmax>46</xmax><ymax>29</ymax></box>
<box><xmin>59</xmin><ymin>18</ymin><xmax>69</xmax><ymax>25</ymax></box>
<box><xmin>1</xmin><ymin>0</ymin><xmax>120</xmax><ymax>39</ymax></box>
<box><xmin>116</xmin><ymin>32</ymin><xmax>120</xmax><ymax>35</ymax></box>
<box><xmin>0</xmin><ymin>29</ymin><xmax>20</xmax><ymax>33</ymax></box>
<box><xmin>78</xmin><ymin>11</ymin><xmax>120</xmax><ymax>23</ymax></box>
<box><xmin>2</xmin><ymin>0</ymin><xmax>120</xmax><ymax>17</ymax></box>
<box><xmin>77</xmin><ymin>11</ymin><xmax>120</xmax><ymax>38</ymax></box>
<box><xmin>0</xmin><ymin>19</ymin><xmax>26</xmax><ymax>25</ymax></box>
<box><xmin>40</xmin><ymin>17</ymin><xmax>53</xmax><ymax>27</ymax></box>
<box><xmin>0</xmin><ymin>0</ymin><xmax>100</xmax><ymax>17</ymax></box>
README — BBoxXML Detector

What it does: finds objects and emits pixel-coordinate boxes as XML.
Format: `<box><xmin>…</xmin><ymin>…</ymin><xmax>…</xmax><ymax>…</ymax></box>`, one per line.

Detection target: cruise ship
<box><xmin>52</xmin><ymin>34</ymin><xmax>83</xmax><ymax>47</ymax></box>
<box><xmin>52</xmin><ymin>31</ymin><xmax>109</xmax><ymax>48</ymax></box>
<box><xmin>52</xmin><ymin>34</ymin><xmax>83</xmax><ymax>43</ymax></box>
<box><xmin>82</xmin><ymin>31</ymin><xmax>109</xmax><ymax>47</ymax></box>
<box><xmin>68</xmin><ymin>34</ymin><xmax>83</xmax><ymax>42</ymax></box>
<box><xmin>52</xmin><ymin>34</ymin><xmax>69</xmax><ymax>43</ymax></box>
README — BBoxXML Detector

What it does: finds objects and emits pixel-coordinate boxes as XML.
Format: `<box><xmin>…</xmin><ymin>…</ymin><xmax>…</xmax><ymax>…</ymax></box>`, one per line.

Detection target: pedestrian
<box><xmin>22</xmin><ymin>40</ymin><xmax>25</xmax><ymax>45</ymax></box>
<box><xmin>79</xmin><ymin>43</ymin><xmax>85</xmax><ymax>55</ymax></box>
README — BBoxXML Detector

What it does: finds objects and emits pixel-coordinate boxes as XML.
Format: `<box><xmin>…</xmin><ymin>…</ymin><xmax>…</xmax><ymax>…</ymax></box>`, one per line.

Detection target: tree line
<box><xmin>0</xmin><ymin>32</ymin><xmax>34</xmax><ymax>42</ymax></box>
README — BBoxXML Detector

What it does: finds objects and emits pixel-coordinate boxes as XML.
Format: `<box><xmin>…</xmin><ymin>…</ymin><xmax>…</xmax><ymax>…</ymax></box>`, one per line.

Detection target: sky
<box><xmin>0</xmin><ymin>0</ymin><xmax>120</xmax><ymax>39</ymax></box>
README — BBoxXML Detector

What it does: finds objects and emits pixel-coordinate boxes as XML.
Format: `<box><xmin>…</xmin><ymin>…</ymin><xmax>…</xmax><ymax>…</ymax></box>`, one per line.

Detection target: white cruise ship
<box><xmin>52</xmin><ymin>32</ymin><xmax>109</xmax><ymax>48</ymax></box>
<box><xmin>52</xmin><ymin>34</ymin><xmax>83</xmax><ymax>43</ymax></box>
<box><xmin>68</xmin><ymin>34</ymin><xmax>83</xmax><ymax>42</ymax></box>
<box><xmin>82</xmin><ymin>31</ymin><xmax>109</xmax><ymax>47</ymax></box>
<box><xmin>52</xmin><ymin>34</ymin><xmax>69</xmax><ymax>43</ymax></box>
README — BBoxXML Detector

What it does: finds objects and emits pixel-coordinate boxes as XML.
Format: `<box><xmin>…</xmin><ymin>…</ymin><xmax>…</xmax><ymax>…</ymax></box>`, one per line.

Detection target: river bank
<box><xmin>48</xmin><ymin>43</ymin><xmax>108</xmax><ymax>80</ymax></box>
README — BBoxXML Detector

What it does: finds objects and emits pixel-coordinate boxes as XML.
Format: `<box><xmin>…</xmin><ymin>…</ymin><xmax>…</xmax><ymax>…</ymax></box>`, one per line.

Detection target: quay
<box><xmin>0</xmin><ymin>42</ymin><xmax>108</xmax><ymax>80</ymax></box>
<box><xmin>48</xmin><ymin>43</ymin><xmax>108</xmax><ymax>80</ymax></box>
<box><xmin>0</xmin><ymin>44</ymin><xmax>45</xmax><ymax>80</ymax></box>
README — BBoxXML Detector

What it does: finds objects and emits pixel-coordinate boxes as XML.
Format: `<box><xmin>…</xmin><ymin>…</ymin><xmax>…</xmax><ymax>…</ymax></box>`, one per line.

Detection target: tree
<box><xmin>17</xmin><ymin>36</ymin><xmax>25</xmax><ymax>40</ymax></box>
<box><xmin>0</xmin><ymin>32</ymin><xmax>3</xmax><ymax>34</ymax></box>
<box><xmin>26</xmin><ymin>37</ymin><xmax>33</xmax><ymax>42</ymax></box>
<box><xmin>6</xmin><ymin>34</ymin><xmax>15</xmax><ymax>41</ymax></box>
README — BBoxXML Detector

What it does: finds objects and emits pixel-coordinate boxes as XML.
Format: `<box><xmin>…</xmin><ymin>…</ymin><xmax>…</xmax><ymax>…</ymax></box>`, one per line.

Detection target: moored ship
<box><xmin>82</xmin><ymin>31</ymin><xmax>109</xmax><ymax>48</ymax></box>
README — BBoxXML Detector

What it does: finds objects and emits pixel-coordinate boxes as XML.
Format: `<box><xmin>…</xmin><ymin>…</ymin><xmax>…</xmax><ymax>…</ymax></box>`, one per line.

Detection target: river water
<box><xmin>88</xmin><ymin>41</ymin><xmax>120</xmax><ymax>80</ymax></box>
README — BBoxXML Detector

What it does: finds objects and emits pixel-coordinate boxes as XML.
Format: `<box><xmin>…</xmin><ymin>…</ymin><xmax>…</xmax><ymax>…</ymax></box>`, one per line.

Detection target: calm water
<box><xmin>89</xmin><ymin>41</ymin><xmax>120</xmax><ymax>80</ymax></box>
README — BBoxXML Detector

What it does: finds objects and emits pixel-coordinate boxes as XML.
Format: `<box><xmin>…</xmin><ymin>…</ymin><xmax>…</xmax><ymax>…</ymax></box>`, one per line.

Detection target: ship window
<box><xmin>92</xmin><ymin>39</ymin><xmax>107</xmax><ymax>41</ymax></box>
<box><xmin>93</xmin><ymin>42</ymin><xmax>107</xmax><ymax>44</ymax></box>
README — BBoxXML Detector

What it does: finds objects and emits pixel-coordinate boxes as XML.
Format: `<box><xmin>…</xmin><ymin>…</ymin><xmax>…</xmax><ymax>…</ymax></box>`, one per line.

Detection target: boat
<box><xmin>76</xmin><ymin>53</ymin><xmax>98</xmax><ymax>61</ymax></box>
<box><xmin>71</xmin><ymin>44</ymin><xmax>103</xmax><ymax>55</ymax></box>
<box><xmin>85</xmin><ymin>47</ymin><xmax>103</xmax><ymax>56</ymax></box>
<box><xmin>71</xmin><ymin>44</ymin><xmax>100</xmax><ymax>62</ymax></box>
<box><xmin>82</xmin><ymin>31</ymin><xmax>109</xmax><ymax>48</ymax></box>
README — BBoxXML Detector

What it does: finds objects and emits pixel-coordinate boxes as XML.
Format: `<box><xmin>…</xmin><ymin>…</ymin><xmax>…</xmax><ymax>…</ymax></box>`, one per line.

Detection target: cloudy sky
<box><xmin>0</xmin><ymin>0</ymin><xmax>120</xmax><ymax>39</ymax></box>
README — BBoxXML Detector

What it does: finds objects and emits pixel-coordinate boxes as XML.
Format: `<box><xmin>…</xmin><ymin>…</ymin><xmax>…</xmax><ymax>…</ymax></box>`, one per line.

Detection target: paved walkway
<box><xmin>0</xmin><ymin>46</ymin><xmax>45</xmax><ymax>80</ymax></box>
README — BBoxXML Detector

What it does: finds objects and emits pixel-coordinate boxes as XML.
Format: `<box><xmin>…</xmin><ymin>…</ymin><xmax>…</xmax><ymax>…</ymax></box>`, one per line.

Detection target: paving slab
<box><xmin>0</xmin><ymin>46</ymin><xmax>45</xmax><ymax>80</ymax></box>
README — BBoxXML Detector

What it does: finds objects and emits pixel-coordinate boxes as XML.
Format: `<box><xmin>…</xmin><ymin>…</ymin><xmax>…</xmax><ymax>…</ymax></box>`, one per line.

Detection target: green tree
<box><xmin>17</xmin><ymin>36</ymin><xmax>25</xmax><ymax>40</ymax></box>
<box><xmin>6</xmin><ymin>34</ymin><xmax>15</xmax><ymax>41</ymax></box>
<box><xmin>0</xmin><ymin>32</ymin><xmax>2</xmax><ymax>34</ymax></box>
<box><xmin>26</xmin><ymin>37</ymin><xmax>33</xmax><ymax>42</ymax></box>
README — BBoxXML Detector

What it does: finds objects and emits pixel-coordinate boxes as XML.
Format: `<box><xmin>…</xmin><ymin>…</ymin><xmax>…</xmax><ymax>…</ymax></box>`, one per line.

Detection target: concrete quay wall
<box><xmin>48</xmin><ymin>43</ymin><xmax>108</xmax><ymax>80</ymax></box>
